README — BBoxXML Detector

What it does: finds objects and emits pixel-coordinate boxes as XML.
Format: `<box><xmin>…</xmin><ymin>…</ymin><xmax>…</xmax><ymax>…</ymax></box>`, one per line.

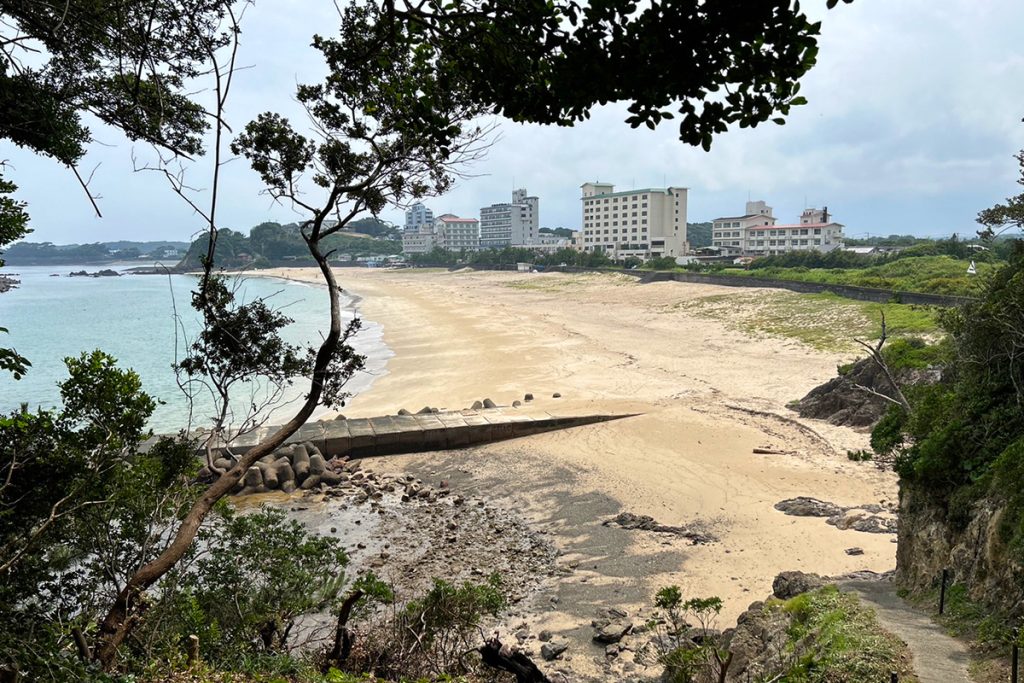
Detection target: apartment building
<box><xmin>401</xmin><ymin>230</ymin><xmax>435</xmax><ymax>254</ymax></box>
<box><xmin>579</xmin><ymin>182</ymin><xmax>688</xmax><ymax>260</ymax></box>
<box><xmin>712</xmin><ymin>202</ymin><xmax>844</xmax><ymax>255</ymax></box>
<box><xmin>435</xmin><ymin>214</ymin><xmax>480</xmax><ymax>251</ymax></box>
<box><xmin>480</xmin><ymin>188</ymin><xmax>539</xmax><ymax>248</ymax></box>
<box><xmin>404</xmin><ymin>202</ymin><xmax>434</xmax><ymax>233</ymax></box>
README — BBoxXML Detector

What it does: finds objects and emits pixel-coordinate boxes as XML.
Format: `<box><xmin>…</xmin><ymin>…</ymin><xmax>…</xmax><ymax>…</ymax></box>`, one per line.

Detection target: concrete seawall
<box><xmin>193</xmin><ymin>408</ymin><xmax>637</xmax><ymax>459</ymax></box>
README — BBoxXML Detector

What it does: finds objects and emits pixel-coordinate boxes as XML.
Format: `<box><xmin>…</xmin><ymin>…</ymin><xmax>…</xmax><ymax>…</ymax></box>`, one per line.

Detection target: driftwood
<box><xmin>479</xmin><ymin>636</ymin><xmax>550</xmax><ymax>683</ymax></box>
<box><xmin>325</xmin><ymin>588</ymin><xmax>364</xmax><ymax>670</ymax></box>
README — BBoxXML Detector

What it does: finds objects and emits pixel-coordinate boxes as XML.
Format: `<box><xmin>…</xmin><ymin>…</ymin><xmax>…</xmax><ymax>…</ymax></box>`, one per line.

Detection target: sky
<box><xmin>6</xmin><ymin>0</ymin><xmax>1024</xmax><ymax>245</ymax></box>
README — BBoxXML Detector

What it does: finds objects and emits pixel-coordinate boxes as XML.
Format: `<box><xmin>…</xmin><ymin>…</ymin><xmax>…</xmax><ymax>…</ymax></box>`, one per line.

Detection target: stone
<box><xmin>512</xmin><ymin>400</ymin><xmax>522</xmax><ymax>407</ymax></box>
<box><xmin>260</xmin><ymin>463</ymin><xmax>280</xmax><ymax>490</ymax></box>
<box><xmin>845</xmin><ymin>547</ymin><xmax>865</xmax><ymax>556</ymax></box>
<box><xmin>280</xmin><ymin>480</ymin><xmax>297</xmax><ymax>494</ymax></box>
<box><xmin>417</xmin><ymin>406</ymin><xmax>433</xmax><ymax>414</ymax></box>
<box><xmin>593</xmin><ymin>620</ymin><xmax>632</xmax><ymax>644</ymax></box>
<box><xmin>292</xmin><ymin>448</ymin><xmax>310</xmax><ymax>481</ymax></box>
<box><xmin>538</xmin><ymin>630</ymin><xmax>553</xmax><ymax>642</ymax></box>
<box><xmin>398</xmin><ymin>408</ymin><xmax>411</xmax><ymax>415</ymax></box>
<box><xmin>482</xmin><ymin>398</ymin><xmax>497</xmax><ymax>409</ymax></box>
<box><xmin>273</xmin><ymin>459</ymin><xmax>295</xmax><ymax>484</ymax></box>
<box><xmin>524</xmin><ymin>393</ymin><xmax>534</xmax><ymax>401</ymax></box>
<box><xmin>552</xmin><ymin>392</ymin><xmax>561</xmax><ymax>398</ymax></box>
<box><xmin>300</xmin><ymin>474</ymin><xmax>322</xmax><ymax>490</ymax></box>
<box><xmin>320</xmin><ymin>470</ymin><xmax>343</xmax><ymax>486</ymax></box>
<box><xmin>471</xmin><ymin>400</ymin><xmax>483</xmax><ymax>410</ymax></box>
<box><xmin>196</xmin><ymin>466</ymin><xmax>216</xmax><ymax>483</ymax></box>
<box><xmin>309</xmin><ymin>454</ymin><xmax>327</xmax><ymax>476</ymax></box>
<box><xmin>540</xmin><ymin>639</ymin><xmax>568</xmax><ymax>661</ymax></box>
<box><xmin>772</xmin><ymin>571</ymin><xmax>825</xmax><ymax>599</ymax></box>
<box><xmin>774</xmin><ymin>497</ymin><xmax>843</xmax><ymax>518</ymax></box>
<box><xmin>242</xmin><ymin>466</ymin><xmax>263</xmax><ymax>488</ymax></box>
<box><xmin>334</xmin><ymin>414</ymin><xmax>347</xmax><ymax>421</ymax></box>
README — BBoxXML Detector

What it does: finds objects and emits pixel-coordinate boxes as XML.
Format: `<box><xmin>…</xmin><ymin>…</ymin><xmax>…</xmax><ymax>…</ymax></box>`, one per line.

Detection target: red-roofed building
<box><xmin>713</xmin><ymin>203</ymin><xmax>844</xmax><ymax>256</ymax></box>
<box><xmin>436</xmin><ymin>214</ymin><xmax>480</xmax><ymax>251</ymax></box>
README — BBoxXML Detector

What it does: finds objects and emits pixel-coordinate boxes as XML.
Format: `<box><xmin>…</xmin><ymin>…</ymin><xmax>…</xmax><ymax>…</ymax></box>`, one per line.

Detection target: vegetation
<box><xmin>637</xmin><ymin>586</ymin><xmax>731</xmax><ymax>683</ymax></box>
<box><xmin>686</xmin><ymin>222</ymin><xmax>714</xmax><ymax>248</ymax></box>
<box><xmin>776</xmin><ymin>587</ymin><xmax>916</xmax><ymax>682</ymax></box>
<box><xmin>408</xmin><ymin>245</ymin><xmax>613</xmax><ymax>269</ymax></box>
<box><xmin>3</xmin><ymin>241</ymin><xmax>191</xmax><ymax>264</ymax></box>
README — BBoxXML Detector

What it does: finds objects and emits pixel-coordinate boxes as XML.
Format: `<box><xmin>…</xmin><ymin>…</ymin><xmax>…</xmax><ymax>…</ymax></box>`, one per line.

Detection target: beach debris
<box><xmin>753</xmin><ymin>447</ymin><xmax>791</xmax><ymax>455</ymax></box>
<box><xmin>479</xmin><ymin>636</ymin><xmax>551</xmax><ymax>683</ymax></box>
<box><xmin>602</xmin><ymin>512</ymin><xmax>715</xmax><ymax>544</ymax></box>
<box><xmin>775</xmin><ymin>498</ymin><xmax>897</xmax><ymax>534</ymax></box>
<box><xmin>482</xmin><ymin>398</ymin><xmax>497</xmax><ymax>409</ymax></box>
<box><xmin>845</xmin><ymin>547</ymin><xmax>864</xmax><ymax>556</ymax></box>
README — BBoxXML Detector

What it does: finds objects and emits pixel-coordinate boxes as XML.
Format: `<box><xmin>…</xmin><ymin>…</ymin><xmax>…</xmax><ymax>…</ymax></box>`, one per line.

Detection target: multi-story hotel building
<box><xmin>579</xmin><ymin>182</ymin><xmax>688</xmax><ymax>260</ymax></box>
<box><xmin>404</xmin><ymin>202</ymin><xmax>434</xmax><ymax>233</ymax></box>
<box><xmin>435</xmin><ymin>214</ymin><xmax>480</xmax><ymax>251</ymax></box>
<box><xmin>712</xmin><ymin>202</ymin><xmax>844</xmax><ymax>255</ymax></box>
<box><xmin>480</xmin><ymin>188</ymin><xmax>539</xmax><ymax>249</ymax></box>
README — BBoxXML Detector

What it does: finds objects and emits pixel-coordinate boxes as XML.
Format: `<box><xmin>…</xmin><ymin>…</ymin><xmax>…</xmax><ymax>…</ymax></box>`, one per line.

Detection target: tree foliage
<box><xmin>382</xmin><ymin>0</ymin><xmax>853</xmax><ymax>149</ymax></box>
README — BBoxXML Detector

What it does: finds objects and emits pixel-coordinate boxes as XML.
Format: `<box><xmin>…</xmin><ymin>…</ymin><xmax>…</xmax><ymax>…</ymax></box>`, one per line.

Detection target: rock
<box><xmin>845</xmin><ymin>547</ymin><xmax>865</xmax><ymax>556</ymax></box>
<box><xmin>524</xmin><ymin>393</ymin><xmax>534</xmax><ymax>401</ymax></box>
<box><xmin>603</xmin><ymin>512</ymin><xmax>715</xmax><ymax>544</ymax></box>
<box><xmin>280</xmin><ymin>480</ymin><xmax>297</xmax><ymax>494</ymax></box>
<box><xmin>482</xmin><ymin>398</ymin><xmax>497</xmax><ymax>409</ymax></box>
<box><xmin>334</xmin><ymin>414</ymin><xmax>347</xmax><ymax>421</ymax></box>
<box><xmin>828</xmin><ymin>510</ymin><xmax>898</xmax><ymax>534</ymax></box>
<box><xmin>320</xmin><ymin>470</ymin><xmax>343</xmax><ymax>486</ymax></box>
<box><xmin>552</xmin><ymin>392</ymin><xmax>561</xmax><ymax>398</ymax></box>
<box><xmin>196</xmin><ymin>466</ymin><xmax>216</xmax><ymax>484</ymax></box>
<box><xmin>417</xmin><ymin>406</ymin><xmax>433</xmax><ymax>414</ymax></box>
<box><xmin>771</xmin><ymin>571</ymin><xmax>825</xmax><ymax>599</ymax></box>
<box><xmin>512</xmin><ymin>400</ymin><xmax>522</xmax><ymax>407</ymax></box>
<box><xmin>774</xmin><ymin>497</ymin><xmax>843</xmax><ymax>518</ymax></box>
<box><xmin>593</xmin><ymin>620</ymin><xmax>632</xmax><ymax>644</ymax></box>
<box><xmin>260</xmin><ymin>463</ymin><xmax>280</xmax><ymax>489</ymax></box>
<box><xmin>471</xmin><ymin>400</ymin><xmax>483</xmax><ymax>410</ymax></box>
<box><xmin>309</xmin><ymin>454</ymin><xmax>327</xmax><ymax>476</ymax></box>
<box><xmin>538</xmin><ymin>630</ymin><xmax>553</xmax><ymax>642</ymax></box>
<box><xmin>398</xmin><ymin>408</ymin><xmax>412</xmax><ymax>415</ymax></box>
<box><xmin>213</xmin><ymin>457</ymin><xmax>234</xmax><ymax>472</ymax></box>
<box><xmin>541</xmin><ymin>639</ymin><xmax>568</xmax><ymax>660</ymax></box>
<box><xmin>300</xmin><ymin>474</ymin><xmax>322</xmax><ymax>490</ymax></box>
<box><xmin>242</xmin><ymin>466</ymin><xmax>263</xmax><ymax>488</ymax></box>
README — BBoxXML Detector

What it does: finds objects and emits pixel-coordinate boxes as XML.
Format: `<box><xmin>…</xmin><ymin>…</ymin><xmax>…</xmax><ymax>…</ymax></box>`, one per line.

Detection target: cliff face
<box><xmin>897</xmin><ymin>484</ymin><xmax>1024</xmax><ymax>617</ymax></box>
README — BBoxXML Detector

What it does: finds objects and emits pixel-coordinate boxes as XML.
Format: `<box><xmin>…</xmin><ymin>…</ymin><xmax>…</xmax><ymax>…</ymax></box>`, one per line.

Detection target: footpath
<box><xmin>841</xmin><ymin>579</ymin><xmax>972</xmax><ymax>683</ymax></box>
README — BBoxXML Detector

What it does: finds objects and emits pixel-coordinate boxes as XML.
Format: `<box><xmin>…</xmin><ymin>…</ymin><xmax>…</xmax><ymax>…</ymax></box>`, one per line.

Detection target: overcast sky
<box><xmin>6</xmin><ymin>0</ymin><xmax>1024</xmax><ymax>245</ymax></box>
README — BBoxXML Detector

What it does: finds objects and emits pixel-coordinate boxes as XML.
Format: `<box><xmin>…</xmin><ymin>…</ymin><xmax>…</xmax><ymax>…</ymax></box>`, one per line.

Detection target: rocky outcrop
<box><xmin>69</xmin><ymin>269</ymin><xmax>120</xmax><ymax>277</ymax></box>
<box><xmin>793</xmin><ymin>357</ymin><xmax>939</xmax><ymax>427</ymax></box>
<box><xmin>774</xmin><ymin>497</ymin><xmax>898</xmax><ymax>534</ymax></box>
<box><xmin>0</xmin><ymin>274</ymin><xmax>17</xmax><ymax>294</ymax></box>
<box><xmin>897</xmin><ymin>484</ymin><xmax>1024</xmax><ymax>618</ymax></box>
<box><xmin>602</xmin><ymin>511</ymin><xmax>716</xmax><ymax>544</ymax></box>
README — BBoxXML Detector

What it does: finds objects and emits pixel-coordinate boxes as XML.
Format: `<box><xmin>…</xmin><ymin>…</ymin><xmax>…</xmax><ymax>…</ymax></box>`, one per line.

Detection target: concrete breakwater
<box><xmin>191</xmin><ymin>408</ymin><xmax>638</xmax><ymax>495</ymax></box>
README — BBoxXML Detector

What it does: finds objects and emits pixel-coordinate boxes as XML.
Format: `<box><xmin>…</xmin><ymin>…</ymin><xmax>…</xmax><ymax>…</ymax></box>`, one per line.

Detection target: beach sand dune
<box><xmin>264</xmin><ymin>267</ymin><xmax>896</xmax><ymax>633</ymax></box>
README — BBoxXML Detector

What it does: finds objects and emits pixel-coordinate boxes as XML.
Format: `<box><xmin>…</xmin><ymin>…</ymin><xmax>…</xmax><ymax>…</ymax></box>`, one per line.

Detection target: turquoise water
<box><xmin>0</xmin><ymin>265</ymin><xmax>389</xmax><ymax>433</ymax></box>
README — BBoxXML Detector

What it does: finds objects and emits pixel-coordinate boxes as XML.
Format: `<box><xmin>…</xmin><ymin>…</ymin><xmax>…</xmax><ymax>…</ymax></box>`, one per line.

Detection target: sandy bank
<box><xmin>262</xmin><ymin>266</ymin><xmax>897</xmax><ymax>674</ymax></box>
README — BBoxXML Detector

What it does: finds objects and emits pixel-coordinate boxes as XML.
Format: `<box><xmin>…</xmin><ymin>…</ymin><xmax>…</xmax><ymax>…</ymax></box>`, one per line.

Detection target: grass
<box><xmin>674</xmin><ymin>290</ymin><xmax>940</xmax><ymax>352</ymax></box>
<box><xmin>777</xmin><ymin>586</ymin><xmax>917</xmax><ymax>682</ymax></box>
<box><xmin>723</xmin><ymin>255</ymin><xmax>996</xmax><ymax>297</ymax></box>
<box><xmin>502</xmin><ymin>272</ymin><xmax>635</xmax><ymax>292</ymax></box>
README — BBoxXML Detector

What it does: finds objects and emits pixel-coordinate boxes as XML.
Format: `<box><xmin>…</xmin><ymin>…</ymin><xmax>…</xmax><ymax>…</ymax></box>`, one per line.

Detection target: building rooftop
<box><xmin>713</xmin><ymin>213</ymin><xmax>767</xmax><ymax>221</ymax></box>
<box><xmin>747</xmin><ymin>222</ymin><xmax>844</xmax><ymax>230</ymax></box>
<box><xmin>581</xmin><ymin>186</ymin><xmax>688</xmax><ymax>200</ymax></box>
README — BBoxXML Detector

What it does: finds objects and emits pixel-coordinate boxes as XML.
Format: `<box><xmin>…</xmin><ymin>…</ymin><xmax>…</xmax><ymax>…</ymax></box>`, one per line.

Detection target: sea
<box><xmin>0</xmin><ymin>264</ymin><xmax>391</xmax><ymax>433</ymax></box>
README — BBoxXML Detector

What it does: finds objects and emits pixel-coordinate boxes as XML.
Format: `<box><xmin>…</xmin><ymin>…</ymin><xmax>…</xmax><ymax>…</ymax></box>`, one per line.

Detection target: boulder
<box><xmin>309</xmin><ymin>454</ymin><xmax>327</xmax><ymax>476</ymax></box>
<box><xmin>771</xmin><ymin>571</ymin><xmax>825</xmax><ymax>599</ymax></box>
<box><xmin>524</xmin><ymin>393</ymin><xmax>534</xmax><ymax>401</ymax></box>
<box><xmin>482</xmin><ymin>398</ymin><xmax>497</xmax><ymax>409</ymax></box>
<box><xmin>471</xmin><ymin>400</ymin><xmax>483</xmax><ymax>410</ymax></box>
<box><xmin>593</xmin><ymin>620</ymin><xmax>632</xmax><ymax>644</ymax></box>
<box><xmin>242</xmin><ymin>466</ymin><xmax>263</xmax><ymax>488</ymax></box>
<box><xmin>334</xmin><ymin>414</ymin><xmax>348</xmax><ymax>421</ymax></box>
<box><xmin>398</xmin><ymin>408</ymin><xmax>412</xmax><ymax>416</ymax></box>
<box><xmin>552</xmin><ymin>392</ymin><xmax>562</xmax><ymax>398</ymax></box>
<box><xmin>280</xmin><ymin>480</ymin><xmax>297</xmax><ymax>494</ymax></box>
<box><xmin>417</xmin><ymin>406</ymin><xmax>433</xmax><ymax>415</ymax></box>
<box><xmin>320</xmin><ymin>470</ymin><xmax>343</xmax><ymax>486</ymax></box>
<box><xmin>512</xmin><ymin>400</ymin><xmax>522</xmax><ymax>407</ymax></box>
<box><xmin>774</xmin><ymin>497</ymin><xmax>843</xmax><ymax>518</ymax></box>
<box><xmin>540</xmin><ymin>639</ymin><xmax>569</xmax><ymax>661</ymax></box>
<box><xmin>273</xmin><ymin>459</ymin><xmax>296</xmax><ymax>484</ymax></box>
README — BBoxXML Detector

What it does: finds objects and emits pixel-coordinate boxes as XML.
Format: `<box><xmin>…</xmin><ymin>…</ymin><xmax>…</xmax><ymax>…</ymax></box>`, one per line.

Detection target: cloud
<box><xmin>8</xmin><ymin>0</ymin><xmax>1024</xmax><ymax>243</ymax></box>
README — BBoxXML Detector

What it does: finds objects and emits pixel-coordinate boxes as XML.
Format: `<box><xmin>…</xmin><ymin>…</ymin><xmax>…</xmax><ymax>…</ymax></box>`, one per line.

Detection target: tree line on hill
<box><xmin>2</xmin><ymin>241</ymin><xmax>190</xmax><ymax>264</ymax></box>
<box><xmin>177</xmin><ymin>219</ymin><xmax>401</xmax><ymax>269</ymax></box>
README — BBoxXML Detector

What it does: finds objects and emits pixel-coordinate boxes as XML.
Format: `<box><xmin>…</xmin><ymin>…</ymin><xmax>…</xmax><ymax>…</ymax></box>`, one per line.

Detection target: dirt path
<box><xmin>841</xmin><ymin>579</ymin><xmax>972</xmax><ymax>683</ymax></box>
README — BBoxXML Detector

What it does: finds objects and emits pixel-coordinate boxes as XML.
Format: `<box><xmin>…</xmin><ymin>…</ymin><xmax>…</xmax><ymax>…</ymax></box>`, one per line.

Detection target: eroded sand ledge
<box><xmin>262</xmin><ymin>266</ymin><xmax>897</xmax><ymax>675</ymax></box>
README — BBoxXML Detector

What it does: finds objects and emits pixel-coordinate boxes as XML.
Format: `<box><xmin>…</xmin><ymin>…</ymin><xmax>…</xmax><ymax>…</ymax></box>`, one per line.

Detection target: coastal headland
<box><xmin>260</xmin><ymin>266</ymin><xmax>900</xmax><ymax>676</ymax></box>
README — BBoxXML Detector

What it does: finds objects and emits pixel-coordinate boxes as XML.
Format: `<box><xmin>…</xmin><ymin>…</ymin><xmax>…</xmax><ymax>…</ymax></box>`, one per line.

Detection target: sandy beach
<box><xmin>263</xmin><ymin>266</ymin><xmax>898</xmax><ymax>674</ymax></box>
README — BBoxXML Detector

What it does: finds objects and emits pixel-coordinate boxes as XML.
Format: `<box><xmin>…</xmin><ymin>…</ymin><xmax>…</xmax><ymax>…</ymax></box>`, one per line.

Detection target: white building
<box><xmin>712</xmin><ymin>202</ymin><xmax>844</xmax><ymax>255</ymax></box>
<box><xmin>435</xmin><ymin>214</ymin><xmax>480</xmax><ymax>251</ymax></box>
<box><xmin>401</xmin><ymin>230</ymin><xmax>435</xmax><ymax>254</ymax></box>
<box><xmin>579</xmin><ymin>182</ymin><xmax>688</xmax><ymax>260</ymax></box>
<box><xmin>480</xmin><ymin>188</ymin><xmax>539</xmax><ymax>249</ymax></box>
<box><xmin>404</xmin><ymin>202</ymin><xmax>434</xmax><ymax>233</ymax></box>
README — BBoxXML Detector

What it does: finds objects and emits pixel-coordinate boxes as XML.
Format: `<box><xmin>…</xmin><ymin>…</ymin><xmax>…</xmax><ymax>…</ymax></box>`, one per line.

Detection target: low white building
<box><xmin>712</xmin><ymin>202</ymin><xmax>844</xmax><ymax>256</ymax></box>
<box><xmin>579</xmin><ymin>182</ymin><xmax>688</xmax><ymax>260</ymax></box>
<box><xmin>436</xmin><ymin>214</ymin><xmax>480</xmax><ymax>251</ymax></box>
<box><xmin>401</xmin><ymin>230</ymin><xmax>435</xmax><ymax>254</ymax></box>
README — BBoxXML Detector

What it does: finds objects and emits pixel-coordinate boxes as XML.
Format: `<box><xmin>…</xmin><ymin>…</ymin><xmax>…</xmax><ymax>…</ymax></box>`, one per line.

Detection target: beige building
<box><xmin>480</xmin><ymin>188</ymin><xmax>540</xmax><ymax>248</ymax></box>
<box><xmin>579</xmin><ymin>182</ymin><xmax>688</xmax><ymax>260</ymax></box>
<box><xmin>436</xmin><ymin>214</ymin><xmax>480</xmax><ymax>251</ymax></box>
<box><xmin>401</xmin><ymin>230</ymin><xmax>435</xmax><ymax>254</ymax></box>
